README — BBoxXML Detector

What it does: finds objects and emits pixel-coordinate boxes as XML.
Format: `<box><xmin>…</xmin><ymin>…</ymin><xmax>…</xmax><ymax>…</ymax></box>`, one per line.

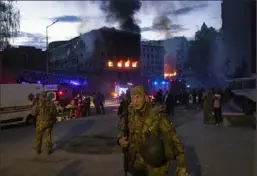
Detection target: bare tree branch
<box><xmin>0</xmin><ymin>0</ymin><xmax>20</xmax><ymax>51</ymax></box>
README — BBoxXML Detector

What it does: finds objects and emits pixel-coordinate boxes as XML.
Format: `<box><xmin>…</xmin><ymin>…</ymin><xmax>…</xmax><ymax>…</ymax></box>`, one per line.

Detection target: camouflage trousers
<box><xmin>35</xmin><ymin>121</ymin><xmax>53</xmax><ymax>152</ymax></box>
<box><xmin>203</xmin><ymin>108</ymin><xmax>212</xmax><ymax>124</ymax></box>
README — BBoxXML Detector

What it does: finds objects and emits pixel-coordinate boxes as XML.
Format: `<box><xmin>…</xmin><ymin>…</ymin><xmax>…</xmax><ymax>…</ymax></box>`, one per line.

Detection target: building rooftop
<box><xmin>141</xmin><ymin>40</ymin><xmax>163</xmax><ymax>47</ymax></box>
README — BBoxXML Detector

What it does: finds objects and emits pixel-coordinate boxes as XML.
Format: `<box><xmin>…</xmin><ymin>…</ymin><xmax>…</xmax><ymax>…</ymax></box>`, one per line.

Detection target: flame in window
<box><xmin>132</xmin><ymin>61</ymin><xmax>138</xmax><ymax>68</ymax></box>
<box><xmin>164</xmin><ymin>71</ymin><xmax>177</xmax><ymax>78</ymax></box>
<box><xmin>125</xmin><ymin>60</ymin><xmax>130</xmax><ymax>67</ymax></box>
<box><xmin>117</xmin><ymin>61</ymin><xmax>122</xmax><ymax>67</ymax></box>
<box><xmin>108</xmin><ymin>61</ymin><xmax>113</xmax><ymax>67</ymax></box>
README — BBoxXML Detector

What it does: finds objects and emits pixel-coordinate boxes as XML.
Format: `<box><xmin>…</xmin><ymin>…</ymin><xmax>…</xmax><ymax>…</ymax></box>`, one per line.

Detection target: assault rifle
<box><xmin>122</xmin><ymin>108</ymin><xmax>129</xmax><ymax>176</ymax></box>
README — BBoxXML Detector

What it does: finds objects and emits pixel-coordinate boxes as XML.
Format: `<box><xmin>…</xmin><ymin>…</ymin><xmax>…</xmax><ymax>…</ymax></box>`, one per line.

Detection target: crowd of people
<box><xmin>154</xmin><ymin>88</ymin><xmax>224</xmax><ymax>127</ymax></box>
<box><xmin>57</xmin><ymin>92</ymin><xmax>105</xmax><ymax>120</ymax></box>
<box><xmin>118</xmin><ymin>87</ymin><xmax>224</xmax><ymax>128</ymax></box>
<box><xmin>153</xmin><ymin>89</ymin><xmax>205</xmax><ymax>117</ymax></box>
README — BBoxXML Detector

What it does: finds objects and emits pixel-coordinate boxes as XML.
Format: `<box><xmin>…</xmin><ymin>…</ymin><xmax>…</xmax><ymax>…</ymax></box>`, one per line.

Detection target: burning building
<box><xmin>48</xmin><ymin>27</ymin><xmax>141</xmax><ymax>97</ymax></box>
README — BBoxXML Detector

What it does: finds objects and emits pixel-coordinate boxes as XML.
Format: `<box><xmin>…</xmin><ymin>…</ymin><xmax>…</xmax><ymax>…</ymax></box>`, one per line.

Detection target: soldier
<box><xmin>203</xmin><ymin>90</ymin><xmax>213</xmax><ymax>127</ymax></box>
<box><xmin>32</xmin><ymin>91</ymin><xmax>57</xmax><ymax>155</ymax></box>
<box><xmin>117</xmin><ymin>86</ymin><xmax>188</xmax><ymax>176</ymax></box>
<box><xmin>32</xmin><ymin>93</ymin><xmax>40</xmax><ymax>127</ymax></box>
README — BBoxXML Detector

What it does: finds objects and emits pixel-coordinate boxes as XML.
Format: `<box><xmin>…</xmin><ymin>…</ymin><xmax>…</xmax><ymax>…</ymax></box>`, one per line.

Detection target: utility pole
<box><xmin>46</xmin><ymin>20</ymin><xmax>59</xmax><ymax>74</ymax></box>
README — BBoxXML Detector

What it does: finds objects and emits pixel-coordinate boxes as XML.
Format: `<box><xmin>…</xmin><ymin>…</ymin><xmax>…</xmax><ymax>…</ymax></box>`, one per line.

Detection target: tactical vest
<box><xmin>129</xmin><ymin>107</ymin><xmax>175</xmax><ymax>167</ymax></box>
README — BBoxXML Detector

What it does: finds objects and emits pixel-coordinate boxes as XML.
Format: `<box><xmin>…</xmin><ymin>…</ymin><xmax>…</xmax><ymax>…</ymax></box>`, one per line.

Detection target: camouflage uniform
<box><xmin>117</xmin><ymin>86</ymin><xmax>188</xmax><ymax>176</ymax></box>
<box><xmin>203</xmin><ymin>91</ymin><xmax>213</xmax><ymax>125</ymax></box>
<box><xmin>32</xmin><ymin>95</ymin><xmax>40</xmax><ymax>127</ymax></box>
<box><xmin>32</xmin><ymin>92</ymin><xmax>57</xmax><ymax>154</ymax></box>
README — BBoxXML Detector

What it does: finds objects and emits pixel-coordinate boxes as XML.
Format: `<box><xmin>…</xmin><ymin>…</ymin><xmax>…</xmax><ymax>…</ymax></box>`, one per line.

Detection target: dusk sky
<box><xmin>12</xmin><ymin>1</ymin><xmax>222</xmax><ymax>49</ymax></box>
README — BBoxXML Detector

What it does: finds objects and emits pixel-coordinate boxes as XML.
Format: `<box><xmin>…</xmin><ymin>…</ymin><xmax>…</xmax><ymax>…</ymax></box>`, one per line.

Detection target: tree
<box><xmin>187</xmin><ymin>23</ymin><xmax>218</xmax><ymax>72</ymax></box>
<box><xmin>0</xmin><ymin>1</ymin><xmax>20</xmax><ymax>50</ymax></box>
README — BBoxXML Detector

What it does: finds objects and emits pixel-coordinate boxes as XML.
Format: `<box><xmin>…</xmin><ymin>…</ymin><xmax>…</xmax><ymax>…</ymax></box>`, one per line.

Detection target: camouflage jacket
<box><xmin>117</xmin><ymin>102</ymin><xmax>186</xmax><ymax>170</ymax></box>
<box><xmin>32</xmin><ymin>99</ymin><xmax>57</xmax><ymax>123</ymax></box>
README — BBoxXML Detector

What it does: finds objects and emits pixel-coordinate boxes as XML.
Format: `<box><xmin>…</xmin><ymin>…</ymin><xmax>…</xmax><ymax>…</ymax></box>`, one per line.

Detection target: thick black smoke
<box><xmin>152</xmin><ymin>15</ymin><xmax>173</xmax><ymax>39</ymax></box>
<box><xmin>100</xmin><ymin>0</ymin><xmax>141</xmax><ymax>33</ymax></box>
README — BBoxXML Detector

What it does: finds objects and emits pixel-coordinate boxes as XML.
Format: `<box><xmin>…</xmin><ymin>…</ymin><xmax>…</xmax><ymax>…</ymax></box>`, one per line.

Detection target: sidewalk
<box><xmin>0</xmin><ymin>111</ymin><xmax>255</xmax><ymax>176</ymax></box>
<box><xmin>177</xmin><ymin>111</ymin><xmax>255</xmax><ymax>176</ymax></box>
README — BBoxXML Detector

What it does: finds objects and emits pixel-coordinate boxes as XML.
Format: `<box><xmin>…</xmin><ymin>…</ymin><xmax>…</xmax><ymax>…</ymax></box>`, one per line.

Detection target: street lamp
<box><xmin>46</xmin><ymin>19</ymin><xmax>59</xmax><ymax>74</ymax></box>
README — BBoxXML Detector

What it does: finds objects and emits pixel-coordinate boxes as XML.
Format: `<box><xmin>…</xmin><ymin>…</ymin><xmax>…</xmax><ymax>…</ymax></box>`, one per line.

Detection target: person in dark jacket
<box><xmin>155</xmin><ymin>89</ymin><xmax>163</xmax><ymax>104</ymax></box>
<box><xmin>97</xmin><ymin>92</ymin><xmax>105</xmax><ymax>114</ymax></box>
<box><xmin>118</xmin><ymin>94</ymin><xmax>130</xmax><ymax>118</ymax></box>
<box><xmin>165</xmin><ymin>92</ymin><xmax>175</xmax><ymax>117</ymax></box>
<box><xmin>82</xmin><ymin>95</ymin><xmax>91</xmax><ymax>116</ymax></box>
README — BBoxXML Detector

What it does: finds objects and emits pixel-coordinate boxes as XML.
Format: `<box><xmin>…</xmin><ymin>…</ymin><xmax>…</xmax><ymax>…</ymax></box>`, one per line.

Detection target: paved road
<box><xmin>0</xmin><ymin>106</ymin><xmax>254</xmax><ymax>176</ymax></box>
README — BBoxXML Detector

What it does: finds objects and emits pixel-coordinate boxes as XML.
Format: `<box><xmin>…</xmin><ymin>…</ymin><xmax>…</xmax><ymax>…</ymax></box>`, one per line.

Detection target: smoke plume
<box><xmin>100</xmin><ymin>0</ymin><xmax>141</xmax><ymax>33</ymax></box>
<box><xmin>152</xmin><ymin>15</ymin><xmax>173</xmax><ymax>39</ymax></box>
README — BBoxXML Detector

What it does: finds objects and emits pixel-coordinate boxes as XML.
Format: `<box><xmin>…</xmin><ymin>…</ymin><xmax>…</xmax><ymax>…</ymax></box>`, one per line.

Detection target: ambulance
<box><xmin>0</xmin><ymin>83</ymin><xmax>58</xmax><ymax>127</ymax></box>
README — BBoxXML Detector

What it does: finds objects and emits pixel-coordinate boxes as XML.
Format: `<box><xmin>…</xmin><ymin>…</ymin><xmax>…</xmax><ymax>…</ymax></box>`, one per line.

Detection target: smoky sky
<box><xmin>15</xmin><ymin>32</ymin><xmax>46</xmax><ymax>49</ymax></box>
<box><xmin>51</xmin><ymin>15</ymin><xmax>82</xmax><ymax>23</ymax></box>
<box><xmin>171</xmin><ymin>3</ymin><xmax>208</xmax><ymax>16</ymax></box>
<box><xmin>152</xmin><ymin>15</ymin><xmax>173</xmax><ymax>38</ymax></box>
<box><xmin>100</xmin><ymin>0</ymin><xmax>141</xmax><ymax>33</ymax></box>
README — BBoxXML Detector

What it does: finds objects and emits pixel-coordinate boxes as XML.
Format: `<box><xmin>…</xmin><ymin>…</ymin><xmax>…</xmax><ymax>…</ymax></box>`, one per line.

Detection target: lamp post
<box><xmin>46</xmin><ymin>20</ymin><xmax>59</xmax><ymax>74</ymax></box>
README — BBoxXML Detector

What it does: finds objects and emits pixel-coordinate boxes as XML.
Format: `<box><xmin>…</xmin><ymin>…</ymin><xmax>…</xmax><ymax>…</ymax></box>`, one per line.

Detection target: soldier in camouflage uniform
<box><xmin>117</xmin><ymin>86</ymin><xmax>188</xmax><ymax>176</ymax></box>
<box><xmin>32</xmin><ymin>92</ymin><xmax>57</xmax><ymax>155</ymax></box>
<box><xmin>32</xmin><ymin>94</ymin><xmax>40</xmax><ymax>127</ymax></box>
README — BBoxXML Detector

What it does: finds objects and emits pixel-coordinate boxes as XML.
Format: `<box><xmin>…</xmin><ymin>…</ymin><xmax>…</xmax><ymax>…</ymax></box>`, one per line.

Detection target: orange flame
<box><xmin>108</xmin><ymin>61</ymin><xmax>113</xmax><ymax>67</ymax></box>
<box><xmin>164</xmin><ymin>71</ymin><xmax>177</xmax><ymax>78</ymax></box>
<box><xmin>125</xmin><ymin>60</ymin><xmax>130</xmax><ymax>67</ymax></box>
<box><xmin>132</xmin><ymin>61</ymin><xmax>138</xmax><ymax>68</ymax></box>
<box><xmin>117</xmin><ymin>61</ymin><xmax>122</xmax><ymax>67</ymax></box>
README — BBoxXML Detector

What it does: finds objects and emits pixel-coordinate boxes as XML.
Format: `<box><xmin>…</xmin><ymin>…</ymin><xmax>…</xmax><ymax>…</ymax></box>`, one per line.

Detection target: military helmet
<box><xmin>139</xmin><ymin>136</ymin><xmax>167</xmax><ymax>167</ymax></box>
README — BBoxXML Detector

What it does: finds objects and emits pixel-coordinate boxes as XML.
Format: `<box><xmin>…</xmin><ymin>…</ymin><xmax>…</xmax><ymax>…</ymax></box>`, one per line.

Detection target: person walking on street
<box><xmin>165</xmin><ymin>92</ymin><xmax>175</xmax><ymax>117</ymax></box>
<box><xmin>98</xmin><ymin>92</ymin><xmax>105</xmax><ymax>114</ymax></box>
<box><xmin>203</xmin><ymin>90</ymin><xmax>213</xmax><ymax>127</ymax></box>
<box><xmin>213</xmin><ymin>89</ymin><xmax>222</xmax><ymax>126</ymax></box>
<box><xmin>93</xmin><ymin>93</ymin><xmax>100</xmax><ymax>114</ymax></box>
<box><xmin>82</xmin><ymin>95</ymin><xmax>91</xmax><ymax>116</ymax></box>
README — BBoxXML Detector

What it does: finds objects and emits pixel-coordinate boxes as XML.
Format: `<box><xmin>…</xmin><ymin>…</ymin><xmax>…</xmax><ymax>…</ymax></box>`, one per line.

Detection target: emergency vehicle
<box><xmin>0</xmin><ymin>83</ymin><xmax>58</xmax><ymax>127</ymax></box>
